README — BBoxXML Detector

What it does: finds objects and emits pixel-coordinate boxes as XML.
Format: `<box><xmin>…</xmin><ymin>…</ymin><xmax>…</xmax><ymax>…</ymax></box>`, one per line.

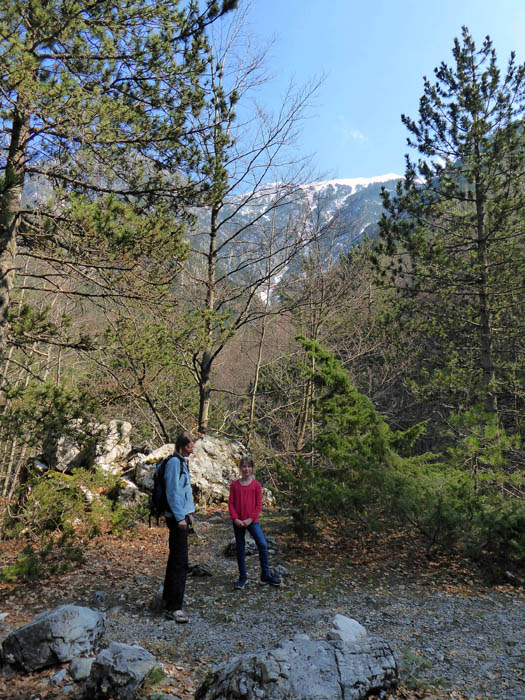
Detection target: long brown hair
<box><xmin>176</xmin><ymin>431</ymin><xmax>194</xmax><ymax>453</ymax></box>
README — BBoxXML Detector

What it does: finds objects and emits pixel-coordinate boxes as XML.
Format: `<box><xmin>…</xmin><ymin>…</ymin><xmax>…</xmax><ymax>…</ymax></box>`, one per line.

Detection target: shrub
<box><xmin>387</xmin><ymin>461</ymin><xmax>474</xmax><ymax>550</ymax></box>
<box><xmin>277</xmin><ymin>338</ymin><xmax>437</xmax><ymax>532</ymax></box>
<box><xmin>276</xmin><ymin>340</ymin><xmax>525</xmax><ymax>571</ymax></box>
<box><xmin>6</xmin><ymin>467</ymin><xmax>135</xmax><ymax>538</ymax></box>
<box><xmin>468</xmin><ymin>496</ymin><xmax>525</xmax><ymax>568</ymax></box>
<box><xmin>0</xmin><ymin>545</ymin><xmax>43</xmax><ymax>582</ymax></box>
<box><xmin>387</xmin><ymin>460</ymin><xmax>525</xmax><ymax>569</ymax></box>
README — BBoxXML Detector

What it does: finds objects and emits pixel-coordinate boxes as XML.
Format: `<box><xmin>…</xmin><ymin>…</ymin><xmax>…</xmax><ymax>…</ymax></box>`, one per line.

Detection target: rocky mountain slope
<box><xmin>191</xmin><ymin>173</ymin><xmax>403</xmax><ymax>287</ymax></box>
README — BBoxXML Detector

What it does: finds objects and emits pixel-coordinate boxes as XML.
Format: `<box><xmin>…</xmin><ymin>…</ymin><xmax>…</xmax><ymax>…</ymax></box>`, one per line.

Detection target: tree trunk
<box><xmin>0</xmin><ymin>108</ymin><xmax>27</xmax><ymax>354</ymax></box>
<box><xmin>199</xmin><ymin>352</ymin><xmax>212</xmax><ymax>434</ymax></box>
<box><xmin>296</xmin><ymin>374</ymin><xmax>313</xmax><ymax>452</ymax></box>
<box><xmin>247</xmin><ymin>320</ymin><xmax>266</xmax><ymax>447</ymax></box>
<box><xmin>198</xmin><ymin>196</ymin><xmax>219</xmax><ymax>434</ymax></box>
<box><xmin>475</xmin><ymin>179</ymin><xmax>497</xmax><ymax>415</ymax></box>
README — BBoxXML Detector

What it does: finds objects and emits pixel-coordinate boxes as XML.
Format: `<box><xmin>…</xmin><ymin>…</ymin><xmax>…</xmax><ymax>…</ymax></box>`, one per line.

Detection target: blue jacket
<box><xmin>165</xmin><ymin>453</ymin><xmax>194</xmax><ymax>522</ymax></box>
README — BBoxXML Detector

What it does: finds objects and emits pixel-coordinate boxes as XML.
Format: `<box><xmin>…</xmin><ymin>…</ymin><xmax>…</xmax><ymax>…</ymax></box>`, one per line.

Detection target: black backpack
<box><xmin>149</xmin><ymin>454</ymin><xmax>183</xmax><ymax>527</ymax></box>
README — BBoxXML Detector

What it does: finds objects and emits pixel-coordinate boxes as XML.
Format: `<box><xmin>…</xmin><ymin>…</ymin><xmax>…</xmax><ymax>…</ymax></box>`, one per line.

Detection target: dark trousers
<box><xmin>163</xmin><ymin>517</ymin><xmax>188</xmax><ymax>611</ymax></box>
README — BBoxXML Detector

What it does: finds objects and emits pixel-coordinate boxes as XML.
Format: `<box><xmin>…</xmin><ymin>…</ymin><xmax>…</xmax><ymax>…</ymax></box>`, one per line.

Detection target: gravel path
<box><xmin>101</xmin><ymin>512</ymin><xmax>525</xmax><ymax>700</ymax></box>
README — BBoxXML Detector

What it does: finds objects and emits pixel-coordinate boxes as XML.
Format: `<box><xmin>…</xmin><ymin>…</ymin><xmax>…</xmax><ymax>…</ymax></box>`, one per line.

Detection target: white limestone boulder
<box><xmin>2</xmin><ymin>605</ymin><xmax>105</xmax><ymax>672</ymax></box>
<box><xmin>85</xmin><ymin>641</ymin><xmax>162</xmax><ymax>700</ymax></box>
<box><xmin>327</xmin><ymin>614</ymin><xmax>367</xmax><ymax>643</ymax></box>
<box><xmin>190</xmin><ymin>435</ymin><xmax>245</xmax><ymax>504</ymax></box>
<box><xmin>94</xmin><ymin>420</ymin><xmax>133</xmax><ymax>473</ymax></box>
<box><xmin>195</xmin><ymin>637</ymin><xmax>398</xmax><ymax>700</ymax></box>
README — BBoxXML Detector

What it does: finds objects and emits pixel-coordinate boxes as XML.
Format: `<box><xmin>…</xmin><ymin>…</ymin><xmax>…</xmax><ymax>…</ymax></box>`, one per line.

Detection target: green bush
<box><xmin>6</xmin><ymin>467</ymin><xmax>139</xmax><ymax>538</ymax></box>
<box><xmin>276</xmin><ymin>340</ymin><xmax>525</xmax><ymax>571</ymax></box>
<box><xmin>277</xmin><ymin>338</ymin><xmax>437</xmax><ymax>533</ymax></box>
<box><xmin>388</xmin><ymin>461</ymin><xmax>525</xmax><ymax>568</ymax></box>
<box><xmin>468</xmin><ymin>496</ymin><xmax>525</xmax><ymax>567</ymax></box>
<box><xmin>0</xmin><ymin>544</ymin><xmax>43</xmax><ymax>582</ymax></box>
<box><xmin>387</xmin><ymin>461</ymin><xmax>474</xmax><ymax>550</ymax></box>
<box><xmin>445</xmin><ymin>408</ymin><xmax>525</xmax><ymax>567</ymax></box>
<box><xmin>111</xmin><ymin>502</ymin><xmax>146</xmax><ymax>536</ymax></box>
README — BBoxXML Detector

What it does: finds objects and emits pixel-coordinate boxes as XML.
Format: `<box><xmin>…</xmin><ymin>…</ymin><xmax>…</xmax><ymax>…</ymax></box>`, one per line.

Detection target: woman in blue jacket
<box><xmin>163</xmin><ymin>431</ymin><xmax>195</xmax><ymax>623</ymax></box>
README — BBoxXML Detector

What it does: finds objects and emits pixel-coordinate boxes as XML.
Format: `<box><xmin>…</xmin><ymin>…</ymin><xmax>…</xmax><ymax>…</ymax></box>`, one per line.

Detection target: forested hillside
<box><xmin>0</xmin><ymin>1</ymin><xmax>523</xmax><ymax>578</ymax></box>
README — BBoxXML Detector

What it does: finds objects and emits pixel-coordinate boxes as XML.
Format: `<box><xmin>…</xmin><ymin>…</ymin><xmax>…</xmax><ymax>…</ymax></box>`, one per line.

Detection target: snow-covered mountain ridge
<box><xmin>305</xmin><ymin>173</ymin><xmax>402</xmax><ymax>196</ymax></box>
<box><xmin>199</xmin><ymin>173</ymin><xmax>404</xmax><ymax>284</ymax></box>
<box><xmin>231</xmin><ymin>173</ymin><xmax>403</xmax><ymax>231</ymax></box>
<box><xmin>295</xmin><ymin>174</ymin><xmax>403</xmax><ymax>242</ymax></box>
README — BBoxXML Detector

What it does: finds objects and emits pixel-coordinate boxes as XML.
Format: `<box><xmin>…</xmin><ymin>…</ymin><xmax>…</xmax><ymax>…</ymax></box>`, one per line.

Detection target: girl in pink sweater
<box><xmin>228</xmin><ymin>456</ymin><xmax>281</xmax><ymax>589</ymax></box>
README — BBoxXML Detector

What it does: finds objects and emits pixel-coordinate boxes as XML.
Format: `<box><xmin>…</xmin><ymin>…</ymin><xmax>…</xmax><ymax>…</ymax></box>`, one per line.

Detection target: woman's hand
<box><xmin>233</xmin><ymin>518</ymin><xmax>244</xmax><ymax>527</ymax></box>
<box><xmin>241</xmin><ymin>518</ymin><xmax>252</xmax><ymax>527</ymax></box>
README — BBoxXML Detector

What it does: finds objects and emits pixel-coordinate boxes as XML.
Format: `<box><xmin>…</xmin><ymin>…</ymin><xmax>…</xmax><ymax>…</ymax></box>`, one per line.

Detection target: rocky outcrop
<box><xmin>132</xmin><ymin>436</ymin><xmax>243</xmax><ymax>508</ymax></box>
<box><xmin>40</xmin><ymin>425</ymin><xmax>272</xmax><ymax>509</ymax></box>
<box><xmin>132</xmin><ymin>434</ymin><xmax>273</xmax><ymax>508</ymax></box>
<box><xmin>2</xmin><ymin>604</ymin><xmax>397</xmax><ymax>700</ymax></box>
<box><xmin>94</xmin><ymin>420</ymin><xmax>133</xmax><ymax>473</ymax></box>
<box><xmin>195</xmin><ymin>633</ymin><xmax>398</xmax><ymax>700</ymax></box>
<box><xmin>117</xmin><ymin>477</ymin><xmax>143</xmax><ymax>508</ymax></box>
<box><xmin>132</xmin><ymin>444</ymin><xmax>175</xmax><ymax>492</ymax></box>
<box><xmin>43</xmin><ymin>420</ymin><xmax>132</xmax><ymax>473</ymax></box>
<box><xmin>1</xmin><ymin>609</ymin><xmax>161</xmax><ymax>699</ymax></box>
<box><xmin>190</xmin><ymin>435</ymin><xmax>245</xmax><ymax>504</ymax></box>
<box><xmin>1</xmin><ymin>605</ymin><xmax>105</xmax><ymax>672</ymax></box>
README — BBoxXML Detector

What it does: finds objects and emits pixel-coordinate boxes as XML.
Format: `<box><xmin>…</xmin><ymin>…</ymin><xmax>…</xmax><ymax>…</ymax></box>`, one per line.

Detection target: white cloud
<box><xmin>335</xmin><ymin>115</ymin><xmax>367</xmax><ymax>143</ymax></box>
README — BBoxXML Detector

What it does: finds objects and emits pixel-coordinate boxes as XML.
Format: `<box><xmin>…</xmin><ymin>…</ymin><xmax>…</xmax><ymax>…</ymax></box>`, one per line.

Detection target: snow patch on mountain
<box><xmin>306</xmin><ymin>173</ymin><xmax>403</xmax><ymax>196</ymax></box>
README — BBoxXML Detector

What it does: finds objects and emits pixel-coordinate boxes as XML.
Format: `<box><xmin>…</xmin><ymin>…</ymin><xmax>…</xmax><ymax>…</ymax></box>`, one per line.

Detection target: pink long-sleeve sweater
<box><xmin>228</xmin><ymin>479</ymin><xmax>263</xmax><ymax>522</ymax></box>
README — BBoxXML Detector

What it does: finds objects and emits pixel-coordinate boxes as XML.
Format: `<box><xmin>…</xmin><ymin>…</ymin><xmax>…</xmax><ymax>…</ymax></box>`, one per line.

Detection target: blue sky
<box><xmin>244</xmin><ymin>0</ymin><xmax>524</xmax><ymax>179</ymax></box>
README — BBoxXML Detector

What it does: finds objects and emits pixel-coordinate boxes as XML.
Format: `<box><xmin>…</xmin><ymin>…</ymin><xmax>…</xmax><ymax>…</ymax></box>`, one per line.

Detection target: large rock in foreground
<box><xmin>195</xmin><ymin>637</ymin><xmax>398</xmax><ymax>700</ymax></box>
<box><xmin>85</xmin><ymin>642</ymin><xmax>162</xmax><ymax>700</ymax></box>
<box><xmin>1</xmin><ymin>605</ymin><xmax>105</xmax><ymax>672</ymax></box>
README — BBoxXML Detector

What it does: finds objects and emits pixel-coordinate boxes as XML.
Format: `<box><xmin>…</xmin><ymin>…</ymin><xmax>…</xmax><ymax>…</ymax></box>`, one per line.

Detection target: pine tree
<box><xmin>276</xmin><ymin>336</ymin><xmax>430</xmax><ymax>531</ymax></box>
<box><xmin>0</xmin><ymin>0</ymin><xmax>237</xmax><ymax>517</ymax></box>
<box><xmin>0</xmin><ymin>0</ymin><xmax>236</xmax><ymax>355</ymax></box>
<box><xmin>376</xmin><ymin>28</ymin><xmax>525</xmax><ymax>429</ymax></box>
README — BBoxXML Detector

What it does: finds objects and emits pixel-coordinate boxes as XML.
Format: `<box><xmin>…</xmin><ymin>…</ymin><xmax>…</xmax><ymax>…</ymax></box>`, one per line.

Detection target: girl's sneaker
<box><xmin>261</xmin><ymin>573</ymin><xmax>281</xmax><ymax>586</ymax></box>
<box><xmin>235</xmin><ymin>578</ymin><xmax>248</xmax><ymax>590</ymax></box>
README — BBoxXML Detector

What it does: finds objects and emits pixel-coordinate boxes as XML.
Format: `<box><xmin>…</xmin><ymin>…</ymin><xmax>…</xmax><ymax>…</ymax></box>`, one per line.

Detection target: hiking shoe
<box><xmin>166</xmin><ymin>609</ymin><xmax>189</xmax><ymax>623</ymax></box>
<box><xmin>261</xmin><ymin>573</ymin><xmax>281</xmax><ymax>586</ymax></box>
<box><xmin>234</xmin><ymin>578</ymin><xmax>248</xmax><ymax>590</ymax></box>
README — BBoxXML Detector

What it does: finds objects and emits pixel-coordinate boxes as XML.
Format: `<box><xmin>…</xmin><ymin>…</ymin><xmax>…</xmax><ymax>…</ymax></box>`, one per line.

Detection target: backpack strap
<box><xmin>172</xmin><ymin>452</ymin><xmax>185</xmax><ymax>478</ymax></box>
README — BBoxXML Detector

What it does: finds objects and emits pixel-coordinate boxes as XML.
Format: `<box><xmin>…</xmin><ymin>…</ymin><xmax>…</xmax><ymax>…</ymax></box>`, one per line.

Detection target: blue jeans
<box><xmin>233</xmin><ymin>522</ymin><xmax>271</xmax><ymax>581</ymax></box>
